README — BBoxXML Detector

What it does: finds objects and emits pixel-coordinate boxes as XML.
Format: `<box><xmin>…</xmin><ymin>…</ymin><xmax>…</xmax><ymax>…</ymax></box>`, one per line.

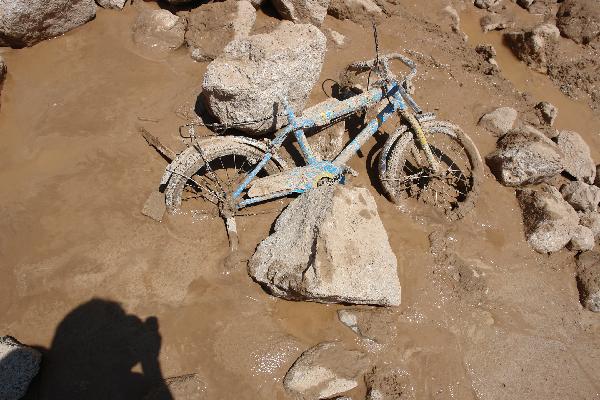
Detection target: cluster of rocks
<box><xmin>0</xmin><ymin>336</ymin><xmax>41</xmax><ymax>400</ymax></box>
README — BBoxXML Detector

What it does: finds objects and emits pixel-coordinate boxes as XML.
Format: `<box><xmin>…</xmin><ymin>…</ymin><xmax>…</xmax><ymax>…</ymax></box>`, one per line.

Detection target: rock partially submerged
<box><xmin>202</xmin><ymin>22</ymin><xmax>326</xmax><ymax>135</ymax></box>
<box><xmin>535</xmin><ymin>101</ymin><xmax>557</xmax><ymax>126</ymax></box>
<box><xmin>480</xmin><ymin>13</ymin><xmax>513</xmax><ymax>32</ymax></box>
<box><xmin>0</xmin><ymin>336</ymin><xmax>42</xmax><ymax>400</ymax></box>
<box><xmin>283</xmin><ymin>342</ymin><xmax>369</xmax><ymax>399</ymax></box>
<box><xmin>505</xmin><ymin>23</ymin><xmax>560</xmax><ymax>73</ymax></box>
<box><xmin>486</xmin><ymin>126</ymin><xmax>564</xmax><ymax>187</ymax></box>
<box><xmin>0</xmin><ymin>0</ymin><xmax>96</xmax><ymax>48</ymax></box>
<box><xmin>478</xmin><ymin>107</ymin><xmax>517</xmax><ymax>137</ymax></box>
<box><xmin>516</xmin><ymin>184</ymin><xmax>579</xmax><ymax>253</ymax></box>
<box><xmin>184</xmin><ymin>0</ymin><xmax>256</xmax><ymax>62</ymax></box>
<box><xmin>249</xmin><ymin>185</ymin><xmax>401</xmax><ymax>306</ymax></box>
<box><xmin>555</xmin><ymin>130</ymin><xmax>596</xmax><ymax>184</ymax></box>
<box><xmin>132</xmin><ymin>10</ymin><xmax>186</xmax><ymax>54</ymax></box>
<box><xmin>337</xmin><ymin>308</ymin><xmax>397</xmax><ymax>343</ymax></box>
<box><xmin>366</xmin><ymin>366</ymin><xmax>414</xmax><ymax>400</ymax></box>
<box><xmin>576</xmin><ymin>251</ymin><xmax>600</xmax><ymax>312</ymax></box>
<box><xmin>272</xmin><ymin>0</ymin><xmax>330</xmax><ymax>26</ymax></box>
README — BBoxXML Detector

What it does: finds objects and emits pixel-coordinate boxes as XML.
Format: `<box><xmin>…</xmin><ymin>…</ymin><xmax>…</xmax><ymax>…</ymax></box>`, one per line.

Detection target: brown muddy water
<box><xmin>1</xmin><ymin>1</ymin><xmax>599</xmax><ymax>399</ymax></box>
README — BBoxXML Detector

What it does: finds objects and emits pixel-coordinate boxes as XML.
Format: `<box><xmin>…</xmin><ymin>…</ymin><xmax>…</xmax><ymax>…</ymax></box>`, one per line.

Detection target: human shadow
<box><xmin>24</xmin><ymin>298</ymin><xmax>173</xmax><ymax>400</ymax></box>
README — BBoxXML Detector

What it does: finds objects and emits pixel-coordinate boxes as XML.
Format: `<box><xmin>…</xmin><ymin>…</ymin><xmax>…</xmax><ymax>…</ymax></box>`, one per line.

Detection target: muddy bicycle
<box><xmin>160</xmin><ymin>52</ymin><xmax>484</xmax><ymax>248</ymax></box>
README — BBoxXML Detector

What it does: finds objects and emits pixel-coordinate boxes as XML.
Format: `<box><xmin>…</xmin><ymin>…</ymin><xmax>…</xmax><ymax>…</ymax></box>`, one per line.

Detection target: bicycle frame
<box><xmin>233</xmin><ymin>80</ymin><xmax>423</xmax><ymax>209</ymax></box>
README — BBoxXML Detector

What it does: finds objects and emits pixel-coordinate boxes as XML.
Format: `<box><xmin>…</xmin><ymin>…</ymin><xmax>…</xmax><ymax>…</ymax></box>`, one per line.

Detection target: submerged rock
<box><xmin>560</xmin><ymin>181</ymin><xmax>600</xmax><ymax>212</ymax></box>
<box><xmin>0</xmin><ymin>0</ymin><xmax>96</xmax><ymax>48</ymax></box>
<box><xmin>184</xmin><ymin>0</ymin><xmax>256</xmax><ymax>62</ymax></box>
<box><xmin>480</xmin><ymin>13</ymin><xmax>513</xmax><ymax>32</ymax></box>
<box><xmin>486</xmin><ymin>126</ymin><xmax>563</xmax><ymax>187</ymax></box>
<box><xmin>272</xmin><ymin>0</ymin><xmax>330</xmax><ymax>26</ymax></box>
<box><xmin>249</xmin><ymin>185</ymin><xmax>401</xmax><ymax>306</ymax></box>
<box><xmin>0</xmin><ymin>336</ymin><xmax>42</xmax><ymax>400</ymax></box>
<box><xmin>576</xmin><ymin>251</ymin><xmax>600</xmax><ymax>312</ymax></box>
<box><xmin>283</xmin><ymin>342</ymin><xmax>369</xmax><ymax>400</ymax></box>
<box><xmin>505</xmin><ymin>23</ymin><xmax>560</xmax><ymax>73</ymax></box>
<box><xmin>327</xmin><ymin>0</ymin><xmax>384</xmax><ymax>26</ymax></box>
<box><xmin>366</xmin><ymin>366</ymin><xmax>415</xmax><ymax>400</ymax></box>
<box><xmin>478</xmin><ymin>106</ymin><xmax>517</xmax><ymax>137</ymax></box>
<box><xmin>132</xmin><ymin>9</ymin><xmax>186</xmax><ymax>54</ymax></box>
<box><xmin>555</xmin><ymin>130</ymin><xmax>596</xmax><ymax>184</ymax></box>
<box><xmin>535</xmin><ymin>101</ymin><xmax>557</xmax><ymax>126</ymax></box>
<box><xmin>337</xmin><ymin>308</ymin><xmax>397</xmax><ymax>343</ymax></box>
<box><xmin>556</xmin><ymin>0</ymin><xmax>600</xmax><ymax>45</ymax></box>
<box><xmin>202</xmin><ymin>22</ymin><xmax>326</xmax><ymax>135</ymax></box>
<box><xmin>516</xmin><ymin>184</ymin><xmax>579</xmax><ymax>253</ymax></box>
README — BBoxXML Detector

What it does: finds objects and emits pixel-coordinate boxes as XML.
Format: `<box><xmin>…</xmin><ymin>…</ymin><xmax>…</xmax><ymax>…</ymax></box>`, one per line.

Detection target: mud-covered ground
<box><xmin>1</xmin><ymin>0</ymin><xmax>600</xmax><ymax>399</ymax></box>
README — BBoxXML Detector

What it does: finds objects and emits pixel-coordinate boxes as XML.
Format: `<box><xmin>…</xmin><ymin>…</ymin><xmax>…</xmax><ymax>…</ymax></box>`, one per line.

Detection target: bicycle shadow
<box><xmin>23</xmin><ymin>298</ymin><xmax>173</xmax><ymax>400</ymax></box>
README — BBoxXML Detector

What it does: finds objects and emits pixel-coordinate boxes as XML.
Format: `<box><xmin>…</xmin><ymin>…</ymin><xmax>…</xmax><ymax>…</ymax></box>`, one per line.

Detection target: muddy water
<box><xmin>1</xmin><ymin>1</ymin><xmax>600</xmax><ymax>399</ymax></box>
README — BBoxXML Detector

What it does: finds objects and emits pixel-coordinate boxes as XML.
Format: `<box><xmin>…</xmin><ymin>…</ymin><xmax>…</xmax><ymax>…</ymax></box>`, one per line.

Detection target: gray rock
<box><xmin>568</xmin><ymin>225</ymin><xmax>595</xmax><ymax>252</ymax></box>
<box><xmin>272</xmin><ymin>0</ymin><xmax>330</xmax><ymax>26</ymax></box>
<box><xmin>202</xmin><ymin>21</ymin><xmax>326</xmax><ymax>135</ymax></box>
<box><xmin>480</xmin><ymin>13</ymin><xmax>513</xmax><ymax>32</ymax></box>
<box><xmin>576</xmin><ymin>251</ymin><xmax>600</xmax><ymax>311</ymax></box>
<box><xmin>327</xmin><ymin>0</ymin><xmax>384</xmax><ymax>26</ymax></box>
<box><xmin>0</xmin><ymin>0</ymin><xmax>96</xmax><ymax>48</ymax></box>
<box><xmin>0</xmin><ymin>336</ymin><xmax>42</xmax><ymax>400</ymax></box>
<box><xmin>505</xmin><ymin>23</ymin><xmax>560</xmax><ymax>73</ymax></box>
<box><xmin>478</xmin><ymin>106</ymin><xmax>517</xmax><ymax>136</ymax></box>
<box><xmin>557</xmin><ymin>0</ymin><xmax>600</xmax><ymax>45</ymax></box>
<box><xmin>555</xmin><ymin>130</ymin><xmax>596</xmax><ymax>184</ymax></box>
<box><xmin>283</xmin><ymin>342</ymin><xmax>369</xmax><ymax>400</ymax></box>
<box><xmin>132</xmin><ymin>10</ymin><xmax>186</xmax><ymax>54</ymax></box>
<box><xmin>580</xmin><ymin>212</ymin><xmax>600</xmax><ymax>240</ymax></box>
<box><xmin>474</xmin><ymin>0</ymin><xmax>502</xmax><ymax>9</ymax></box>
<box><xmin>486</xmin><ymin>125</ymin><xmax>564</xmax><ymax>187</ymax></box>
<box><xmin>516</xmin><ymin>184</ymin><xmax>580</xmax><ymax>253</ymax></box>
<box><xmin>366</xmin><ymin>366</ymin><xmax>415</xmax><ymax>400</ymax></box>
<box><xmin>96</xmin><ymin>0</ymin><xmax>127</xmax><ymax>9</ymax></box>
<box><xmin>249</xmin><ymin>185</ymin><xmax>401</xmax><ymax>306</ymax></box>
<box><xmin>560</xmin><ymin>181</ymin><xmax>600</xmax><ymax>212</ymax></box>
<box><xmin>184</xmin><ymin>0</ymin><xmax>256</xmax><ymax>62</ymax></box>
<box><xmin>535</xmin><ymin>101</ymin><xmax>557</xmax><ymax>126</ymax></box>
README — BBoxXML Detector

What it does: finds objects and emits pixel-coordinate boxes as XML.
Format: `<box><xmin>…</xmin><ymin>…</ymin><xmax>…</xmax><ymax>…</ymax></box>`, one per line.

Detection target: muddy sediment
<box><xmin>1</xmin><ymin>1</ymin><xmax>599</xmax><ymax>399</ymax></box>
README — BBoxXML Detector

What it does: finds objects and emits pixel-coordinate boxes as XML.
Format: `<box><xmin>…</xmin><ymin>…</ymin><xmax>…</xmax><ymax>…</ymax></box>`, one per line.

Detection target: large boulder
<box><xmin>0</xmin><ymin>0</ymin><xmax>96</xmax><ymax>48</ymax></box>
<box><xmin>516</xmin><ymin>184</ymin><xmax>580</xmax><ymax>253</ymax></box>
<box><xmin>132</xmin><ymin>9</ymin><xmax>186</xmax><ymax>55</ymax></box>
<box><xmin>557</xmin><ymin>0</ymin><xmax>600</xmax><ymax>45</ymax></box>
<box><xmin>272</xmin><ymin>0</ymin><xmax>330</xmax><ymax>26</ymax></box>
<box><xmin>0</xmin><ymin>336</ymin><xmax>42</xmax><ymax>400</ymax></box>
<box><xmin>202</xmin><ymin>22</ymin><xmax>326</xmax><ymax>135</ymax></box>
<box><xmin>555</xmin><ymin>130</ymin><xmax>596</xmax><ymax>184</ymax></box>
<box><xmin>283</xmin><ymin>342</ymin><xmax>369</xmax><ymax>400</ymax></box>
<box><xmin>478</xmin><ymin>107</ymin><xmax>518</xmax><ymax>137</ymax></box>
<box><xmin>249</xmin><ymin>185</ymin><xmax>402</xmax><ymax>306</ymax></box>
<box><xmin>505</xmin><ymin>23</ymin><xmax>560</xmax><ymax>73</ymax></box>
<box><xmin>327</xmin><ymin>0</ymin><xmax>384</xmax><ymax>26</ymax></box>
<box><xmin>576</xmin><ymin>251</ymin><xmax>600</xmax><ymax>312</ymax></box>
<box><xmin>560</xmin><ymin>181</ymin><xmax>600</xmax><ymax>212</ymax></box>
<box><xmin>184</xmin><ymin>0</ymin><xmax>256</xmax><ymax>62</ymax></box>
<box><xmin>486</xmin><ymin>126</ymin><xmax>564</xmax><ymax>187</ymax></box>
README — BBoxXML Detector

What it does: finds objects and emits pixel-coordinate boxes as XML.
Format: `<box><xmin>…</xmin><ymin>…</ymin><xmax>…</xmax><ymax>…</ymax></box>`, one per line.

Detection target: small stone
<box><xmin>480</xmin><ymin>13</ymin><xmax>513</xmax><ymax>32</ymax></box>
<box><xmin>272</xmin><ymin>0</ymin><xmax>330</xmax><ymax>26</ymax></box>
<box><xmin>560</xmin><ymin>181</ymin><xmax>600</xmax><ymax>212</ymax></box>
<box><xmin>555</xmin><ymin>130</ymin><xmax>596</xmax><ymax>184</ymax></box>
<box><xmin>475</xmin><ymin>44</ymin><xmax>497</xmax><ymax>60</ymax></box>
<box><xmin>580</xmin><ymin>212</ymin><xmax>600</xmax><ymax>240</ymax></box>
<box><xmin>327</xmin><ymin>29</ymin><xmax>346</xmax><ymax>46</ymax></box>
<box><xmin>0</xmin><ymin>336</ymin><xmax>42</xmax><ymax>400</ymax></box>
<box><xmin>478</xmin><ymin>107</ymin><xmax>517</xmax><ymax>136</ymax></box>
<box><xmin>576</xmin><ymin>251</ymin><xmax>600</xmax><ymax>311</ymax></box>
<box><xmin>327</xmin><ymin>0</ymin><xmax>384</xmax><ymax>26</ymax></box>
<box><xmin>132</xmin><ymin>9</ymin><xmax>186</xmax><ymax>54</ymax></box>
<box><xmin>568</xmin><ymin>225</ymin><xmax>595</xmax><ymax>251</ymax></box>
<box><xmin>516</xmin><ymin>0</ymin><xmax>534</xmax><ymax>9</ymax></box>
<box><xmin>474</xmin><ymin>0</ymin><xmax>502</xmax><ymax>9</ymax></box>
<box><xmin>96</xmin><ymin>0</ymin><xmax>127</xmax><ymax>9</ymax></box>
<box><xmin>366</xmin><ymin>366</ymin><xmax>415</xmax><ymax>400</ymax></box>
<box><xmin>142</xmin><ymin>190</ymin><xmax>167</xmax><ymax>222</ymax></box>
<box><xmin>535</xmin><ymin>101</ymin><xmax>558</xmax><ymax>126</ymax></box>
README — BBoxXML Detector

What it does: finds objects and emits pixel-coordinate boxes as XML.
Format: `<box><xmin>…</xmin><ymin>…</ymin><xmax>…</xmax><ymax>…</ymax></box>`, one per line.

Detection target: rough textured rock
<box><xmin>0</xmin><ymin>336</ymin><xmax>42</xmax><ymax>400</ymax></box>
<box><xmin>516</xmin><ymin>0</ymin><xmax>534</xmax><ymax>10</ymax></box>
<box><xmin>478</xmin><ymin>106</ymin><xmax>517</xmax><ymax>136</ymax></box>
<box><xmin>0</xmin><ymin>0</ymin><xmax>96</xmax><ymax>48</ymax></box>
<box><xmin>596</xmin><ymin>165</ymin><xmax>600</xmax><ymax>187</ymax></box>
<box><xmin>486</xmin><ymin>126</ymin><xmax>564</xmax><ymax>187</ymax></box>
<box><xmin>249</xmin><ymin>185</ymin><xmax>401</xmax><ymax>306</ymax></box>
<box><xmin>480</xmin><ymin>13</ymin><xmax>513</xmax><ymax>32</ymax></box>
<box><xmin>132</xmin><ymin>10</ymin><xmax>186</xmax><ymax>54</ymax></box>
<box><xmin>184</xmin><ymin>0</ymin><xmax>256</xmax><ymax>62</ymax></box>
<box><xmin>555</xmin><ymin>130</ymin><xmax>596</xmax><ymax>184</ymax></box>
<box><xmin>516</xmin><ymin>184</ymin><xmax>580</xmax><ymax>253</ymax></box>
<box><xmin>535</xmin><ymin>101</ymin><xmax>557</xmax><ymax>126</ymax></box>
<box><xmin>365</xmin><ymin>366</ymin><xmax>415</xmax><ymax>400</ymax></box>
<box><xmin>327</xmin><ymin>0</ymin><xmax>384</xmax><ymax>26</ymax></box>
<box><xmin>560</xmin><ymin>181</ymin><xmax>600</xmax><ymax>212</ymax></box>
<box><xmin>96</xmin><ymin>0</ymin><xmax>127</xmax><ymax>9</ymax></box>
<box><xmin>283</xmin><ymin>342</ymin><xmax>369</xmax><ymax>399</ymax></box>
<box><xmin>576</xmin><ymin>251</ymin><xmax>600</xmax><ymax>311</ymax></box>
<box><xmin>202</xmin><ymin>22</ymin><xmax>326</xmax><ymax>135</ymax></box>
<box><xmin>556</xmin><ymin>0</ymin><xmax>600</xmax><ymax>45</ymax></box>
<box><xmin>272</xmin><ymin>0</ymin><xmax>330</xmax><ymax>26</ymax></box>
<box><xmin>474</xmin><ymin>0</ymin><xmax>502</xmax><ymax>9</ymax></box>
<box><xmin>580</xmin><ymin>212</ymin><xmax>600</xmax><ymax>240</ymax></box>
<box><xmin>568</xmin><ymin>225</ymin><xmax>595</xmax><ymax>252</ymax></box>
<box><xmin>505</xmin><ymin>23</ymin><xmax>560</xmax><ymax>73</ymax></box>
